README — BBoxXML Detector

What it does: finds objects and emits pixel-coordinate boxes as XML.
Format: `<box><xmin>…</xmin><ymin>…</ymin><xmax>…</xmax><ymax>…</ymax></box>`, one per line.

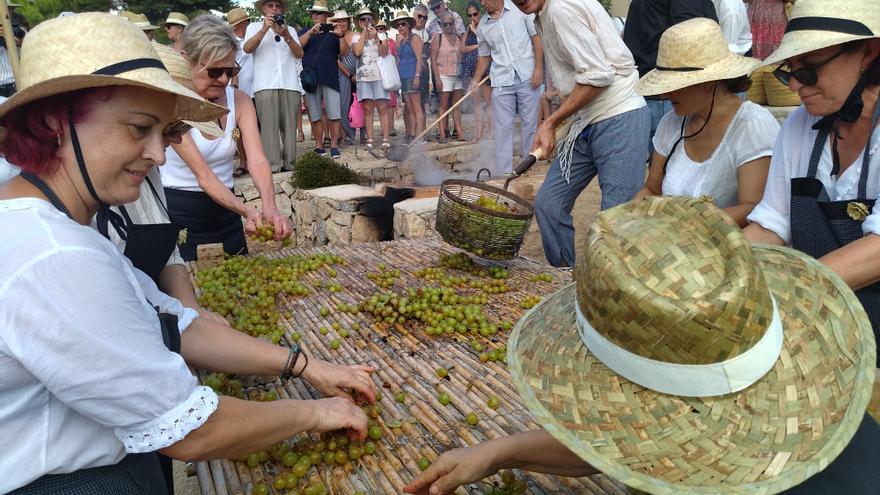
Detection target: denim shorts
<box><xmin>357</xmin><ymin>79</ymin><xmax>389</xmax><ymax>101</ymax></box>
<box><xmin>400</xmin><ymin>77</ymin><xmax>420</xmax><ymax>94</ymax></box>
<box><xmin>304</xmin><ymin>85</ymin><xmax>341</xmax><ymax>121</ymax></box>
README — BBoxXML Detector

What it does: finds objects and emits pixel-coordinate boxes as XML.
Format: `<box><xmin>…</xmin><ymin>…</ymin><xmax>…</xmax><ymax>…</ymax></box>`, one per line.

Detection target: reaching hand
<box><xmin>403</xmin><ymin>443</ymin><xmax>499</xmax><ymax>495</ymax></box>
<box><xmin>532</xmin><ymin>120</ymin><xmax>557</xmax><ymax>159</ymax></box>
<box><xmin>309</xmin><ymin>396</ymin><xmax>369</xmax><ymax>441</ymax></box>
<box><xmin>301</xmin><ymin>358</ymin><xmax>377</xmax><ymax>403</ymax></box>
<box><xmin>262</xmin><ymin>209</ymin><xmax>292</xmax><ymax>240</ymax></box>
<box><xmin>244</xmin><ymin>208</ymin><xmax>263</xmax><ymax>235</ymax></box>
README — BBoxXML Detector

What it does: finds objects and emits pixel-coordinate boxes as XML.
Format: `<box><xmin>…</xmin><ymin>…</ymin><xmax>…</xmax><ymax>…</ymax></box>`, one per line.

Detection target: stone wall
<box><xmin>291</xmin><ymin>184</ymin><xmax>385</xmax><ymax>247</ymax></box>
<box><xmin>393</xmin><ymin>197</ymin><xmax>441</xmax><ymax>241</ymax></box>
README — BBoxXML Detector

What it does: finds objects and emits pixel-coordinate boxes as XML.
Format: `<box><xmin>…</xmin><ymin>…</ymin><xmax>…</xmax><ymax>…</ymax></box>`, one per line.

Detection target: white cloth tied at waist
<box><xmin>575</xmin><ymin>296</ymin><xmax>783</xmax><ymax>397</ymax></box>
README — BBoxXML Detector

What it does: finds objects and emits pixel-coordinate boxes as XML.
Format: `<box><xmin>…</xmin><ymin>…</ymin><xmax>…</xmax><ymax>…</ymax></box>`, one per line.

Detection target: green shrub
<box><xmin>291</xmin><ymin>152</ymin><xmax>360</xmax><ymax>189</ymax></box>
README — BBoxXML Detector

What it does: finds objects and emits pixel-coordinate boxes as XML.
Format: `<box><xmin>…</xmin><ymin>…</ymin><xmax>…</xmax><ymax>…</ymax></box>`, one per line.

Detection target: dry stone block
<box><xmin>352</xmin><ymin>215</ymin><xmax>382</xmax><ymax>243</ymax></box>
<box><xmin>331</xmin><ymin>209</ymin><xmax>353</xmax><ymax>227</ymax></box>
<box><xmin>276</xmin><ymin>194</ymin><xmax>293</xmax><ymax>217</ymax></box>
<box><xmin>326</xmin><ymin>220</ymin><xmax>351</xmax><ymax>245</ymax></box>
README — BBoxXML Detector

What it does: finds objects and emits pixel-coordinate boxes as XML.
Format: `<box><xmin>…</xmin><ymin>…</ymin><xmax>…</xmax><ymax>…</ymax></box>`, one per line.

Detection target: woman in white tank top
<box><xmin>160</xmin><ymin>15</ymin><xmax>291</xmax><ymax>261</ymax></box>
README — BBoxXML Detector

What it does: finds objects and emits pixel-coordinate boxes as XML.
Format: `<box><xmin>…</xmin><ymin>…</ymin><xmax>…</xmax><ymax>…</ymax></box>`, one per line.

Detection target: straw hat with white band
<box><xmin>165</xmin><ymin>12</ymin><xmax>189</xmax><ymax>27</ymax></box>
<box><xmin>150</xmin><ymin>42</ymin><xmax>224</xmax><ymax>138</ymax></box>
<box><xmin>308</xmin><ymin>0</ymin><xmax>331</xmax><ymax>14</ymax></box>
<box><xmin>226</xmin><ymin>8</ymin><xmax>250</xmax><ymax>27</ymax></box>
<box><xmin>0</xmin><ymin>13</ymin><xmax>226</xmax><ymax>123</ymax></box>
<box><xmin>637</xmin><ymin>18</ymin><xmax>760</xmax><ymax>96</ymax></box>
<box><xmin>762</xmin><ymin>0</ymin><xmax>880</xmax><ymax>67</ymax></box>
<box><xmin>509</xmin><ymin>196</ymin><xmax>875</xmax><ymax>495</ymax></box>
<box><xmin>391</xmin><ymin>10</ymin><xmax>415</xmax><ymax>28</ymax></box>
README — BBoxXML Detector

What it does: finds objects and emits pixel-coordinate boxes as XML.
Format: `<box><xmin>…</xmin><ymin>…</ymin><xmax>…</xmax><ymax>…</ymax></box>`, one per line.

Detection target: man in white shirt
<box><xmin>516</xmin><ymin>0</ymin><xmax>650</xmax><ymax>267</ymax></box>
<box><xmin>228</xmin><ymin>7</ymin><xmax>255</xmax><ymax>99</ymax></box>
<box><xmin>711</xmin><ymin>0</ymin><xmax>752</xmax><ymax>56</ymax></box>
<box><xmin>243</xmin><ymin>0</ymin><xmax>305</xmax><ymax>172</ymax></box>
<box><xmin>472</xmin><ymin>0</ymin><xmax>544</xmax><ymax>174</ymax></box>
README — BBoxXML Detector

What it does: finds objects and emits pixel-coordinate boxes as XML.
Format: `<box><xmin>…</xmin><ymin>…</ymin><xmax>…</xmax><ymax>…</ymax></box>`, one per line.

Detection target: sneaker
<box><xmin>330</xmin><ymin>148</ymin><xmax>341</xmax><ymax>159</ymax></box>
<box><xmin>314</xmin><ymin>147</ymin><xmax>326</xmax><ymax>156</ymax></box>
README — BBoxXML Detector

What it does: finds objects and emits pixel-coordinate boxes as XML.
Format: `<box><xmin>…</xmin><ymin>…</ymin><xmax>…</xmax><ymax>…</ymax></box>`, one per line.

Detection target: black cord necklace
<box><xmin>663</xmin><ymin>83</ymin><xmax>718</xmax><ymax>174</ymax></box>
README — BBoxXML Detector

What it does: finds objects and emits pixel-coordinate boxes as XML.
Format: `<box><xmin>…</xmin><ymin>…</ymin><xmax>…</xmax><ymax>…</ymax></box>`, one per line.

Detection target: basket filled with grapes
<box><xmin>436</xmin><ymin>179</ymin><xmax>534</xmax><ymax>260</ymax></box>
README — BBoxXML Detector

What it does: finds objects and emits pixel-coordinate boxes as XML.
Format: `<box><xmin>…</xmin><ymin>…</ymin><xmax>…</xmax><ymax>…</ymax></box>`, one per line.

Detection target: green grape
<box><xmin>417</xmin><ymin>457</ymin><xmax>431</xmax><ymax>471</ymax></box>
<box><xmin>436</xmin><ymin>367</ymin><xmax>449</xmax><ymax>378</ymax></box>
<box><xmin>487</xmin><ymin>396</ymin><xmax>500</xmax><ymax>410</ymax></box>
<box><xmin>329</xmin><ymin>338</ymin><xmax>341</xmax><ymax>350</ymax></box>
<box><xmin>286</xmin><ymin>473</ymin><xmax>299</xmax><ymax>487</ymax></box>
<box><xmin>273</xmin><ymin>477</ymin><xmax>287</xmax><ymax>490</ymax></box>
<box><xmin>322</xmin><ymin>451</ymin><xmax>335</xmax><ymax>464</ymax></box>
<box><xmin>465</xmin><ymin>412</ymin><xmax>479</xmax><ymax>426</ymax></box>
<box><xmin>364</xmin><ymin>441</ymin><xmax>376</xmax><ymax>454</ymax></box>
<box><xmin>292</xmin><ymin>332</ymin><xmax>302</xmax><ymax>342</ymax></box>
<box><xmin>303</xmin><ymin>481</ymin><xmax>326</xmax><ymax>495</ymax></box>
<box><xmin>319</xmin><ymin>326</ymin><xmax>329</xmax><ymax>335</ymax></box>
<box><xmin>368</xmin><ymin>425</ymin><xmax>383</xmax><ymax>440</ymax></box>
<box><xmin>348</xmin><ymin>444</ymin><xmax>363</xmax><ymax>460</ymax></box>
<box><xmin>438</xmin><ymin>392</ymin><xmax>451</xmax><ymax>406</ymax></box>
<box><xmin>257</xmin><ymin>450</ymin><xmax>269</xmax><ymax>462</ymax></box>
<box><xmin>320</xmin><ymin>307</ymin><xmax>329</xmax><ymax>316</ymax></box>
<box><xmin>334</xmin><ymin>450</ymin><xmax>348</xmax><ymax>465</ymax></box>
<box><xmin>331</xmin><ymin>322</ymin><xmax>341</xmax><ymax>331</ymax></box>
<box><xmin>283</xmin><ymin>451</ymin><xmax>299</xmax><ymax>467</ymax></box>
<box><xmin>339</xmin><ymin>328</ymin><xmax>350</xmax><ymax>338</ymax></box>
<box><xmin>292</xmin><ymin>461</ymin><xmax>309</xmax><ymax>478</ymax></box>
<box><xmin>246</xmin><ymin>453</ymin><xmax>260</xmax><ymax>468</ymax></box>
<box><xmin>394</xmin><ymin>391</ymin><xmax>407</xmax><ymax>403</ymax></box>
<box><xmin>374</xmin><ymin>390</ymin><xmax>382</xmax><ymax>401</ymax></box>
<box><xmin>253</xmin><ymin>482</ymin><xmax>270</xmax><ymax>495</ymax></box>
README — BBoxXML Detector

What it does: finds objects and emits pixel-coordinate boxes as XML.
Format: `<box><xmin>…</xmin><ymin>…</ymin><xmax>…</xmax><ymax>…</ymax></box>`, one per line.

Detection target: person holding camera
<box><xmin>243</xmin><ymin>0</ymin><xmax>304</xmax><ymax>172</ymax></box>
<box><xmin>352</xmin><ymin>8</ymin><xmax>392</xmax><ymax>153</ymax></box>
<box><xmin>299</xmin><ymin>0</ymin><xmax>347</xmax><ymax>160</ymax></box>
<box><xmin>0</xmin><ymin>12</ymin><xmax>27</xmax><ymax>98</ymax></box>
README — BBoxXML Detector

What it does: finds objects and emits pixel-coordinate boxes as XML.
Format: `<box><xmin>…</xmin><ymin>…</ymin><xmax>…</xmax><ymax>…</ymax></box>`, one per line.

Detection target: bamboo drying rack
<box><xmin>190</xmin><ymin>239</ymin><xmax>630</xmax><ymax>495</ymax></box>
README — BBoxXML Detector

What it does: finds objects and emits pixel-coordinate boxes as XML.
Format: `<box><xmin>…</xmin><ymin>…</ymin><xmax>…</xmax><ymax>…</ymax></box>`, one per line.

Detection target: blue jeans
<box><xmin>646</xmin><ymin>98</ymin><xmax>672</xmax><ymax>151</ymax></box>
<box><xmin>534</xmin><ymin>106</ymin><xmax>650</xmax><ymax>267</ymax></box>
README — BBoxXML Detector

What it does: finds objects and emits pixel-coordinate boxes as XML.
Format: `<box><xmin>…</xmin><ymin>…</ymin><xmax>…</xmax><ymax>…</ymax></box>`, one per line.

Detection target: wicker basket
<box><xmin>436</xmin><ymin>179</ymin><xmax>534</xmax><ymax>260</ymax></box>
<box><xmin>747</xmin><ymin>66</ymin><xmax>769</xmax><ymax>105</ymax></box>
<box><xmin>764</xmin><ymin>69</ymin><xmax>802</xmax><ymax>107</ymax></box>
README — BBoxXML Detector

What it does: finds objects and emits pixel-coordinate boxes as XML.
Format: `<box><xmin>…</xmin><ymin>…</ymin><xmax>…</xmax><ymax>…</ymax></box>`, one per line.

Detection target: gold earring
<box><xmin>57</xmin><ymin>134</ymin><xmax>62</xmax><ymax>146</ymax></box>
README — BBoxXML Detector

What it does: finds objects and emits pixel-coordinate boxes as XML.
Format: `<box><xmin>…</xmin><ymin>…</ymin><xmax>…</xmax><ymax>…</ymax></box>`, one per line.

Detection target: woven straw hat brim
<box><xmin>762</xmin><ymin>32</ymin><xmax>876</xmax><ymax>68</ymax></box>
<box><xmin>392</xmin><ymin>14</ymin><xmax>415</xmax><ymax>26</ymax></box>
<box><xmin>0</xmin><ymin>71</ymin><xmax>226</xmax><ymax>124</ymax></box>
<box><xmin>329</xmin><ymin>11</ymin><xmax>352</xmax><ymax>22</ymax></box>
<box><xmin>638</xmin><ymin>54</ymin><xmax>761</xmax><ymax>96</ymax></box>
<box><xmin>509</xmin><ymin>246</ymin><xmax>875</xmax><ymax>495</ymax></box>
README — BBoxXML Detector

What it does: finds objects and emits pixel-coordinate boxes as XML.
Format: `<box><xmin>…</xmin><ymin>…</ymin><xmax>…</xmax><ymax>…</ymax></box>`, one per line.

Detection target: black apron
<box><xmin>781</xmin><ymin>106</ymin><xmax>880</xmax><ymax>494</ymax></box>
<box><xmin>15</xmin><ymin>173</ymin><xmax>180</xmax><ymax>495</ymax></box>
<box><xmin>164</xmin><ymin>187</ymin><xmax>248</xmax><ymax>262</ymax></box>
<box><xmin>789</xmin><ymin>106</ymin><xmax>880</xmax><ymax>364</ymax></box>
<box><xmin>122</xmin><ymin>177</ymin><xmax>183</xmax><ymax>286</ymax></box>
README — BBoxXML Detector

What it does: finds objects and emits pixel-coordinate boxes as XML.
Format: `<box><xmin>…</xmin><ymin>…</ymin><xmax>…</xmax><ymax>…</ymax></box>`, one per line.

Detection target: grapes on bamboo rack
<box><xmin>366</xmin><ymin>264</ymin><xmax>400</xmax><ymax>288</ymax></box>
<box><xmin>519</xmin><ymin>294</ymin><xmax>542</xmax><ymax>310</ymax></box>
<box><xmin>203</xmin><ymin>373</ymin><xmax>244</xmax><ymax>398</ymax></box>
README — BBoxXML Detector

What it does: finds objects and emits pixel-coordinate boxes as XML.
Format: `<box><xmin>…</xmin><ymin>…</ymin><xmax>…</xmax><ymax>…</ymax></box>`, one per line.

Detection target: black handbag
<box><xmin>302</xmin><ymin>31</ymin><xmax>331</xmax><ymax>94</ymax></box>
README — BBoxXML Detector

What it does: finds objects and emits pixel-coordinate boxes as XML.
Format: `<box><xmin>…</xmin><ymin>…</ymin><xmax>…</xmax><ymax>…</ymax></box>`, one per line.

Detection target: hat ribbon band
<box><xmin>785</xmin><ymin>16</ymin><xmax>874</xmax><ymax>37</ymax></box>
<box><xmin>655</xmin><ymin>65</ymin><xmax>703</xmax><ymax>72</ymax></box>
<box><xmin>92</xmin><ymin>58</ymin><xmax>167</xmax><ymax>76</ymax></box>
<box><xmin>575</xmin><ymin>297</ymin><xmax>783</xmax><ymax>397</ymax></box>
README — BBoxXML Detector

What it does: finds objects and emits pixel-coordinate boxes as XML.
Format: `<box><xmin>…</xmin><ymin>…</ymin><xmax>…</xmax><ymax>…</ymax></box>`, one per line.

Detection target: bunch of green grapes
<box><xmin>474</xmin><ymin>195</ymin><xmax>511</xmax><ymax>213</ymax></box>
<box><xmin>366</xmin><ymin>263</ymin><xmax>400</xmax><ymax>288</ymax></box>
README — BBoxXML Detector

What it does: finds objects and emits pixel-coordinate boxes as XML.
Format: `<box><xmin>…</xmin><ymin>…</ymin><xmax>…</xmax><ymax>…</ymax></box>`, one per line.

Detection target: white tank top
<box><xmin>161</xmin><ymin>86</ymin><xmax>237</xmax><ymax>192</ymax></box>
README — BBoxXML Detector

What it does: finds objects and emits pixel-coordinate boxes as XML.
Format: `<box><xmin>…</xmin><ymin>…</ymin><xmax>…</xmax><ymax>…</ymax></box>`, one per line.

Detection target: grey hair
<box><xmin>181</xmin><ymin>14</ymin><xmax>239</xmax><ymax>67</ymax></box>
<box><xmin>440</xmin><ymin>12</ymin><xmax>454</xmax><ymax>24</ymax></box>
<box><xmin>413</xmin><ymin>4</ymin><xmax>428</xmax><ymax>14</ymax></box>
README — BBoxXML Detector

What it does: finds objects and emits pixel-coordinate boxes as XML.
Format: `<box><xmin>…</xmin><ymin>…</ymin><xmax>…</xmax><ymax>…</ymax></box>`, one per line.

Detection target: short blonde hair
<box><xmin>181</xmin><ymin>14</ymin><xmax>238</xmax><ymax>67</ymax></box>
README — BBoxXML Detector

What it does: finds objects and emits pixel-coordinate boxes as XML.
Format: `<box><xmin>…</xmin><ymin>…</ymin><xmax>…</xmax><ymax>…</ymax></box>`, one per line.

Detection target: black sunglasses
<box><xmin>205</xmin><ymin>62</ymin><xmax>242</xmax><ymax>80</ymax></box>
<box><xmin>468</xmin><ymin>12</ymin><xmax>480</xmax><ymax>17</ymax></box>
<box><xmin>394</xmin><ymin>23</ymin><xmax>408</xmax><ymax>29</ymax></box>
<box><xmin>416</xmin><ymin>14</ymin><xmax>427</xmax><ymax>19</ymax></box>
<box><xmin>773</xmin><ymin>47</ymin><xmax>847</xmax><ymax>87</ymax></box>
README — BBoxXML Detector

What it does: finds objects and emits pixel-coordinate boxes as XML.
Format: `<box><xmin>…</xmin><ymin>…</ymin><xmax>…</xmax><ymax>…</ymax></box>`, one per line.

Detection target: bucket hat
<box><xmin>355</xmin><ymin>7</ymin><xmax>377</xmax><ymax>21</ymax></box>
<box><xmin>329</xmin><ymin>10</ymin><xmax>352</xmax><ymax>22</ymax></box>
<box><xmin>638</xmin><ymin>18</ymin><xmax>760</xmax><ymax>96</ymax></box>
<box><xmin>226</xmin><ymin>8</ymin><xmax>250</xmax><ymax>27</ymax></box>
<box><xmin>128</xmin><ymin>13</ymin><xmax>159</xmax><ymax>31</ymax></box>
<box><xmin>0</xmin><ymin>13</ymin><xmax>226</xmax><ymax>124</ymax></box>
<box><xmin>763</xmin><ymin>0</ymin><xmax>880</xmax><ymax>67</ymax></box>
<box><xmin>391</xmin><ymin>10</ymin><xmax>415</xmax><ymax>28</ymax></box>
<box><xmin>308</xmin><ymin>0</ymin><xmax>331</xmax><ymax>14</ymax></box>
<box><xmin>509</xmin><ymin>197</ymin><xmax>875</xmax><ymax>495</ymax></box>
<box><xmin>150</xmin><ymin>43</ymin><xmax>223</xmax><ymax>138</ymax></box>
<box><xmin>164</xmin><ymin>12</ymin><xmax>189</xmax><ymax>27</ymax></box>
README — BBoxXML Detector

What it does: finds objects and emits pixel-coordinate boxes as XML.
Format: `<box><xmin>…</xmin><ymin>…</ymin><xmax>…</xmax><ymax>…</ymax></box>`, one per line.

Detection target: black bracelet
<box><xmin>280</xmin><ymin>343</ymin><xmax>302</xmax><ymax>382</ymax></box>
<box><xmin>291</xmin><ymin>351</ymin><xmax>309</xmax><ymax>379</ymax></box>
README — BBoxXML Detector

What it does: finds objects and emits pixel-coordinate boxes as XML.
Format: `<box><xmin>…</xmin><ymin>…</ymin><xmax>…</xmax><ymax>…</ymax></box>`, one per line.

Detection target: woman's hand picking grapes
<box><xmin>309</xmin><ymin>396</ymin><xmax>369</xmax><ymax>441</ymax></box>
<box><xmin>301</xmin><ymin>359</ymin><xmax>377</xmax><ymax>403</ymax></box>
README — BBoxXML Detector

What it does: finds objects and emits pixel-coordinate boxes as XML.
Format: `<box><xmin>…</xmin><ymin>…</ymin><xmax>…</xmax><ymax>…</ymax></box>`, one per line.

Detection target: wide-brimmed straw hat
<box><xmin>128</xmin><ymin>12</ymin><xmax>159</xmax><ymax>31</ymax></box>
<box><xmin>355</xmin><ymin>7</ymin><xmax>376</xmax><ymax>20</ymax></box>
<box><xmin>0</xmin><ymin>13</ymin><xmax>226</xmax><ymax>124</ymax></box>
<box><xmin>391</xmin><ymin>10</ymin><xmax>415</xmax><ymax>28</ymax></box>
<box><xmin>308</xmin><ymin>0</ymin><xmax>331</xmax><ymax>13</ymax></box>
<box><xmin>763</xmin><ymin>0</ymin><xmax>880</xmax><ymax>67</ymax></box>
<box><xmin>150</xmin><ymin>43</ymin><xmax>223</xmax><ymax>138</ymax></box>
<box><xmin>509</xmin><ymin>197</ymin><xmax>875</xmax><ymax>495</ymax></box>
<box><xmin>165</xmin><ymin>12</ymin><xmax>189</xmax><ymax>27</ymax></box>
<box><xmin>226</xmin><ymin>7</ymin><xmax>250</xmax><ymax>27</ymax></box>
<box><xmin>638</xmin><ymin>18</ymin><xmax>760</xmax><ymax>96</ymax></box>
<box><xmin>329</xmin><ymin>10</ymin><xmax>352</xmax><ymax>22</ymax></box>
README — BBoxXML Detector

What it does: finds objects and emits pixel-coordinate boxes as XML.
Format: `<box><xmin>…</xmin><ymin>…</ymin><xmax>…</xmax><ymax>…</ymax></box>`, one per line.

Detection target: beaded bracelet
<box><xmin>280</xmin><ymin>343</ymin><xmax>302</xmax><ymax>382</ymax></box>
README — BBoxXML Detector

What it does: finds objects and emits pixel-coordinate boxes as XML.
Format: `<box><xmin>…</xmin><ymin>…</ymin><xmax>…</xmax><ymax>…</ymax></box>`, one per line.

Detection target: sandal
<box><xmin>381</xmin><ymin>140</ymin><xmax>391</xmax><ymax>150</ymax></box>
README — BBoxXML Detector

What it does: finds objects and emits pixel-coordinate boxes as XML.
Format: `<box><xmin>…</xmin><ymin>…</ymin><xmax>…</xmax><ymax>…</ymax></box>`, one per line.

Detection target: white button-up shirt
<box><xmin>0</xmin><ymin>199</ymin><xmax>217</xmax><ymax>492</ymax></box>
<box><xmin>748</xmin><ymin>107</ymin><xmax>880</xmax><ymax>243</ymax></box>
<box><xmin>235</xmin><ymin>35</ymin><xmax>256</xmax><ymax>97</ymax></box>
<box><xmin>245</xmin><ymin>21</ymin><xmax>304</xmax><ymax>93</ymax></box>
<box><xmin>476</xmin><ymin>0</ymin><xmax>538</xmax><ymax>88</ymax></box>
<box><xmin>711</xmin><ymin>0</ymin><xmax>753</xmax><ymax>55</ymax></box>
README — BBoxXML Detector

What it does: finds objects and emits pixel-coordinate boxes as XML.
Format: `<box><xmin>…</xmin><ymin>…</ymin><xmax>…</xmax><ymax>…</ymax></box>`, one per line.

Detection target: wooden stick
<box><xmin>0</xmin><ymin>1</ymin><xmax>20</xmax><ymax>83</ymax></box>
<box><xmin>412</xmin><ymin>74</ymin><xmax>490</xmax><ymax>144</ymax></box>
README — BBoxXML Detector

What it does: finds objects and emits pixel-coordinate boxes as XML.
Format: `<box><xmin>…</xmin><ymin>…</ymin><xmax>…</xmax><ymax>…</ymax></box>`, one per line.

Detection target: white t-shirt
<box><xmin>654</xmin><ymin>101</ymin><xmax>779</xmax><ymax>208</ymax></box>
<box><xmin>352</xmin><ymin>34</ymin><xmax>381</xmax><ymax>82</ymax></box>
<box><xmin>748</xmin><ymin>106</ymin><xmax>880</xmax><ymax>243</ymax></box>
<box><xmin>0</xmin><ymin>198</ymin><xmax>217</xmax><ymax>492</ymax></box>
<box><xmin>711</xmin><ymin>0</ymin><xmax>753</xmax><ymax>55</ymax></box>
<box><xmin>244</xmin><ymin>21</ymin><xmax>304</xmax><ymax>93</ymax></box>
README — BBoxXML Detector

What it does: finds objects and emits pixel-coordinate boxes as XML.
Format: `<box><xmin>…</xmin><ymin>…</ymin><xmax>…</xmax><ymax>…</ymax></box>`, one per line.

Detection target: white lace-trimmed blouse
<box><xmin>0</xmin><ymin>198</ymin><xmax>218</xmax><ymax>493</ymax></box>
<box><xmin>654</xmin><ymin>101</ymin><xmax>780</xmax><ymax>208</ymax></box>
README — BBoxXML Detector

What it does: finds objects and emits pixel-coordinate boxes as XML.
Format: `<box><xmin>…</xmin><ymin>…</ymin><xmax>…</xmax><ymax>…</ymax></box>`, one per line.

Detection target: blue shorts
<box><xmin>400</xmin><ymin>77</ymin><xmax>420</xmax><ymax>94</ymax></box>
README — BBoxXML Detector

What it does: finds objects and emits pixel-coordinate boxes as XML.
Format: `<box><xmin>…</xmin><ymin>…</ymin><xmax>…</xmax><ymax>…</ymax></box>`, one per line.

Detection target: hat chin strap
<box><xmin>68</xmin><ymin>112</ymin><xmax>131</xmax><ymax>241</ymax></box>
<box><xmin>575</xmin><ymin>297</ymin><xmax>783</xmax><ymax>397</ymax></box>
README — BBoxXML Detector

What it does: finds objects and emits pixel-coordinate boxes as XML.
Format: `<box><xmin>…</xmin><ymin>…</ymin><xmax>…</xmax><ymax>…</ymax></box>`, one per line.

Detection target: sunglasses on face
<box><xmin>204</xmin><ymin>62</ymin><xmax>242</xmax><ymax>80</ymax></box>
<box><xmin>468</xmin><ymin>12</ymin><xmax>480</xmax><ymax>17</ymax></box>
<box><xmin>163</xmin><ymin>121</ymin><xmax>192</xmax><ymax>141</ymax></box>
<box><xmin>394</xmin><ymin>23</ymin><xmax>407</xmax><ymax>29</ymax></box>
<box><xmin>773</xmin><ymin>47</ymin><xmax>847</xmax><ymax>87</ymax></box>
<box><xmin>442</xmin><ymin>22</ymin><xmax>453</xmax><ymax>26</ymax></box>
<box><xmin>359</xmin><ymin>16</ymin><xmax>373</xmax><ymax>23</ymax></box>
<box><xmin>377</xmin><ymin>27</ymin><xmax>387</xmax><ymax>31</ymax></box>
<box><xmin>416</xmin><ymin>14</ymin><xmax>427</xmax><ymax>19</ymax></box>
